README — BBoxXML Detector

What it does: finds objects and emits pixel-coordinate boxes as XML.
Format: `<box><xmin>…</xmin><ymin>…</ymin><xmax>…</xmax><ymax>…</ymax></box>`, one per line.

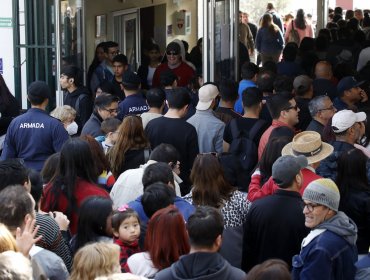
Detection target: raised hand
<box><xmin>15</xmin><ymin>217</ymin><xmax>42</xmax><ymax>257</ymax></box>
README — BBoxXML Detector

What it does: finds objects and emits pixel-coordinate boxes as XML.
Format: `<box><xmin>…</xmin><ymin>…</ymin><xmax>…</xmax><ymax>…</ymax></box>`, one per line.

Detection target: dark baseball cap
<box><xmin>166</xmin><ymin>42</ymin><xmax>181</xmax><ymax>54</ymax></box>
<box><xmin>337</xmin><ymin>76</ymin><xmax>365</xmax><ymax>94</ymax></box>
<box><xmin>272</xmin><ymin>155</ymin><xmax>308</xmax><ymax>187</ymax></box>
<box><xmin>122</xmin><ymin>71</ymin><xmax>141</xmax><ymax>88</ymax></box>
<box><xmin>27</xmin><ymin>81</ymin><xmax>51</xmax><ymax>100</ymax></box>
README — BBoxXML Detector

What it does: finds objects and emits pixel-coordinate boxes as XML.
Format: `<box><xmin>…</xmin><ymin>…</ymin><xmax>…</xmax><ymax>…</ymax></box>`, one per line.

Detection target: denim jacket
<box><xmin>292</xmin><ymin>212</ymin><xmax>358</xmax><ymax>280</ymax></box>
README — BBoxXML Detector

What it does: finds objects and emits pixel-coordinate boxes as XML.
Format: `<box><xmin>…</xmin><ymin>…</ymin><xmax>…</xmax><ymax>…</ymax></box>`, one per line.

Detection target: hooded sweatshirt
<box><xmin>292</xmin><ymin>211</ymin><xmax>358</xmax><ymax>280</ymax></box>
<box><xmin>316</xmin><ymin>211</ymin><xmax>358</xmax><ymax>245</ymax></box>
<box><xmin>154</xmin><ymin>252</ymin><xmax>245</xmax><ymax>280</ymax></box>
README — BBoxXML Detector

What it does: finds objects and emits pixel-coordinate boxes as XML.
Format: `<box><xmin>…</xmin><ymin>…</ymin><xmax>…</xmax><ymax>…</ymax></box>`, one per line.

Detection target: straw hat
<box><xmin>281</xmin><ymin>131</ymin><xmax>334</xmax><ymax>164</ymax></box>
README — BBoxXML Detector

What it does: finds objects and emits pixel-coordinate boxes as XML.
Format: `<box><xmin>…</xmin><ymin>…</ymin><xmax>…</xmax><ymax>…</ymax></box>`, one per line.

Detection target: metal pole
<box><xmin>202</xmin><ymin>0</ymin><xmax>209</xmax><ymax>82</ymax></box>
<box><xmin>81</xmin><ymin>0</ymin><xmax>87</xmax><ymax>85</ymax></box>
<box><xmin>12</xmin><ymin>0</ymin><xmax>22</xmax><ymax>103</ymax></box>
<box><xmin>316</xmin><ymin>0</ymin><xmax>328</xmax><ymax>35</ymax></box>
<box><xmin>55</xmin><ymin>0</ymin><xmax>62</xmax><ymax>106</ymax></box>
<box><xmin>209</xmin><ymin>0</ymin><xmax>215</xmax><ymax>82</ymax></box>
<box><xmin>232</xmin><ymin>0</ymin><xmax>239</xmax><ymax>81</ymax></box>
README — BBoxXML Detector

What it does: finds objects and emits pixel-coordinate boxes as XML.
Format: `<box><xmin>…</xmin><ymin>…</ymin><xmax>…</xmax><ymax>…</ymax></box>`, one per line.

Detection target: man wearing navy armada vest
<box><xmin>1</xmin><ymin>81</ymin><xmax>69</xmax><ymax>171</ymax></box>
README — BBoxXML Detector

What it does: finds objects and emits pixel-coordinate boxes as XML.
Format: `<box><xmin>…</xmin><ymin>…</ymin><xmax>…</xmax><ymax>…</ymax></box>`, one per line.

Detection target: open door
<box><xmin>113</xmin><ymin>9</ymin><xmax>140</xmax><ymax>72</ymax></box>
<box><xmin>203</xmin><ymin>0</ymin><xmax>239</xmax><ymax>82</ymax></box>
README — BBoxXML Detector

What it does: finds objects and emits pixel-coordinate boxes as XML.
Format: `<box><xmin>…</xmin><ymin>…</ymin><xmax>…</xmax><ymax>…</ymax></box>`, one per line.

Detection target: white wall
<box><xmin>0</xmin><ymin>0</ymin><xmax>15</xmax><ymax>95</ymax></box>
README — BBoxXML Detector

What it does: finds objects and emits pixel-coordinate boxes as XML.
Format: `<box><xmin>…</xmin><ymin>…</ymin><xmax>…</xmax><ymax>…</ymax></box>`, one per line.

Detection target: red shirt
<box><xmin>258</xmin><ymin>120</ymin><xmax>293</xmax><ymax>160</ymax></box>
<box><xmin>152</xmin><ymin>62</ymin><xmax>195</xmax><ymax>87</ymax></box>
<box><xmin>115</xmin><ymin>239</ymin><xmax>141</xmax><ymax>272</ymax></box>
<box><xmin>247</xmin><ymin>167</ymin><xmax>322</xmax><ymax>202</ymax></box>
<box><xmin>41</xmin><ymin>178</ymin><xmax>109</xmax><ymax>235</ymax></box>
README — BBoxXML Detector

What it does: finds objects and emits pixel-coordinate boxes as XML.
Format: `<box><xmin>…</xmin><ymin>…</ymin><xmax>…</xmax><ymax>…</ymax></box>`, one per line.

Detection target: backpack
<box><xmin>288</xmin><ymin>21</ymin><xmax>300</xmax><ymax>45</ymax></box>
<box><xmin>226</xmin><ymin>119</ymin><xmax>266</xmax><ymax>191</ymax></box>
<box><xmin>74</xmin><ymin>93</ymin><xmax>89</xmax><ymax>118</ymax></box>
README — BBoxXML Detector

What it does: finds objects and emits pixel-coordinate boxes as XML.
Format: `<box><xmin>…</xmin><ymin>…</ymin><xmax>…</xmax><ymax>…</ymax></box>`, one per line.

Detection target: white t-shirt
<box><xmin>147</xmin><ymin>67</ymin><xmax>157</xmax><ymax>87</ymax></box>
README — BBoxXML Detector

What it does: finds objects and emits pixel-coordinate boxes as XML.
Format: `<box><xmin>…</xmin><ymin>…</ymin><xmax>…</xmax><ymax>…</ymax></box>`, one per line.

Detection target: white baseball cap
<box><xmin>331</xmin><ymin>109</ymin><xmax>366</xmax><ymax>133</ymax></box>
<box><xmin>196</xmin><ymin>84</ymin><xmax>219</xmax><ymax>110</ymax></box>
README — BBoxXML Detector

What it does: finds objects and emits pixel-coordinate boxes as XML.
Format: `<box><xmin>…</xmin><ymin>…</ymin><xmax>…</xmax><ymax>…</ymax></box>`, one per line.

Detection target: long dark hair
<box><xmin>294</xmin><ymin>9</ymin><xmax>307</xmax><ymax>30</ymax></box>
<box><xmin>261</xmin><ymin>13</ymin><xmax>280</xmax><ymax>35</ymax></box>
<box><xmin>259</xmin><ymin>136</ymin><xmax>292</xmax><ymax>185</ymax></box>
<box><xmin>190</xmin><ymin>154</ymin><xmax>235</xmax><ymax>208</ymax></box>
<box><xmin>87</xmin><ymin>42</ymin><xmax>107</xmax><ymax>92</ymax></box>
<box><xmin>80</xmin><ymin>135</ymin><xmax>110</xmax><ymax>176</ymax></box>
<box><xmin>50</xmin><ymin>138</ymin><xmax>98</xmax><ymax>218</ymax></box>
<box><xmin>336</xmin><ymin>149</ymin><xmax>370</xmax><ymax>199</ymax></box>
<box><xmin>107</xmin><ymin>115</ymin><xmax>150</xmax><ymax>178</ymax></box>
<box><xmin>73</xmin><ymin>196</ymin><xmax>113</xmax><ymax>254</ymax></box>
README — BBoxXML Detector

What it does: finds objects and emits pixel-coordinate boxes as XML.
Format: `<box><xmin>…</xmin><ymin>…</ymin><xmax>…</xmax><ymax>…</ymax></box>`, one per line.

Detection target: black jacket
<box><xmin>63</xmin><ymin>87</ymin><xmax>93</xmax><ymax>133</ymax></box>
<box><xmin>339</xmin><ymin>189</ymin><xmax>370</xmax><ymax>254</ymax></box>
<box><xmin>316</xmin><ymin>141</ymin><xmax>354</xmax><ymax>181</ymax></box>
<box><xmin>155</xmin><ymin>252</ymin><xmax>245</xmax><ymax>280</ymax></box>
<box><xmin>242</xmin><ymin>189</ymin><xmax>309</xmax><ymax>272</ymax></box>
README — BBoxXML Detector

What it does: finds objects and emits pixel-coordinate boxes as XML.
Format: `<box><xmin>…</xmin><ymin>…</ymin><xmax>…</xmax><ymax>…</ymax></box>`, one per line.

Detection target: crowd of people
<box><xmin>0</xmin><ymin>2</ymin><xmax>370</xmax><ymax>280</ymax></box>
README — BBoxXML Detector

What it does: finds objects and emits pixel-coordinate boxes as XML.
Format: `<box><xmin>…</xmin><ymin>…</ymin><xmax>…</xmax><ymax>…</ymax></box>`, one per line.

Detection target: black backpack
<box><xmin>74</xmin><ymin>93</ymin><xmax>89</xmax><ymax>118</ymax></box>
<box><xmin>226</xmin><ymin>119</ymin><xmax>266</xmax><ymax>191</ymax></box>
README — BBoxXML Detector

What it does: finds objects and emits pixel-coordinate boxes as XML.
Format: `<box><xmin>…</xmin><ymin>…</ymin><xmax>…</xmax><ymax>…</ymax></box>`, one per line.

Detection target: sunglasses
<box><xmin>167</xmin><ymin>51</ymin><xmax>179</xmax><ymax>56</ymax></box>
<box><xmin>285</xmin><ymin>104</ymin><xmax>299</xmax><ymax>111</ymax></box>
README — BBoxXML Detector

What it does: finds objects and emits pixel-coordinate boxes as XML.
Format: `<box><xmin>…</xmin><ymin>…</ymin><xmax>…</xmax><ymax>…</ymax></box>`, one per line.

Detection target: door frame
<box><xmin>112</xmin><ymin>8</ymin><xmax>141</xmax><ymax>71</ymax></box>
<box><xmin>202</xmin><ymin>0</ymin><xmax>239</xmax><ymax>82</ymax></box>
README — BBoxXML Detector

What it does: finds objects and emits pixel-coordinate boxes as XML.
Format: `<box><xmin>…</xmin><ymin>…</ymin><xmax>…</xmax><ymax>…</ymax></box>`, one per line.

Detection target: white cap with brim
<box><xmin>331</xmin><ymin>110</ymin><xmax>367</xmax><ymax>133</ymax></box>
<box><xmin>196</xmin><ymin>84</ymin><xmax>219</xmax><ymax>110</ymax></box>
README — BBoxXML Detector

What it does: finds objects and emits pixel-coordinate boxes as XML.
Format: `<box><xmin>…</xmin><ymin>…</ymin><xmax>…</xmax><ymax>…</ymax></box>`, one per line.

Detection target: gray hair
<box><xmin>50</xmin><ymin>105</ymin><xmax>76</xmax><ymax>123</ymax></box>
<box><xmin>308</xmin><ymin>95</ymin><xmax>330</xmax><ymax>117</ymax></box>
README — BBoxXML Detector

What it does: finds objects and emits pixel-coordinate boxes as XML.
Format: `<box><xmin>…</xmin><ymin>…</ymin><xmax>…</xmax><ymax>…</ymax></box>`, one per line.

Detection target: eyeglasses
<box><xmin>103</xmin><ymin>107</ymin><xmax>120</xmax><ymax>114</ymax></box>
<box><xmin>302</xmin><ymin>202</ymin><xmax>320</xmax><ymax>212</ymax></box>
<box><xmin>318</xmin><ymin>105</ymin><xmax>335</xmax><ymax>112</ymax></box>
<box><xmin>285</xmin><ymin>104</ymin><xmax>299</xmax><ymax>111</ymax></box>
<box><xmin>167</xmin><ymin>51</ymin><xmax>179</xmax><ymax>56</ymax></box>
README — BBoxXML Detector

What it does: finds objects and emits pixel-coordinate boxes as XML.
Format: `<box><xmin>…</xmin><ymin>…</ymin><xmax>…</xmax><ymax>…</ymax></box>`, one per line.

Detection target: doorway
<box><xmin>202</xmin><ymin>0</ymin><xmax>239</xmax><ymax>82</ymax></box>
<box><xmin>113</xmin><ymin>9</ymin><xmax>140</xmax><ymax>72</ymax></box>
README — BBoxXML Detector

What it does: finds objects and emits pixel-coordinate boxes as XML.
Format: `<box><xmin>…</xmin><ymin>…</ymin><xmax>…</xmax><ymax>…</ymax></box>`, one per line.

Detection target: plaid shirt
<box><xmin>114</xmin><ymin>239</ymin><xmax>141</xmax><ymax>272</ymax></box>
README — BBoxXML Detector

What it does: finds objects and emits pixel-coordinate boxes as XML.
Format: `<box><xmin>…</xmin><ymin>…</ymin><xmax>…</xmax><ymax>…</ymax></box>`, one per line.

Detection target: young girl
<box><xmin>111</xmin><ymin>205</ymin><xmax>141</xmax><ymax>272</ymax></box>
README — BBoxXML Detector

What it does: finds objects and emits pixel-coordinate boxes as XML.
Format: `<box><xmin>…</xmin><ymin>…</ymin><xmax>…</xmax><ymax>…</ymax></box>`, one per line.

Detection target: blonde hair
<box><xmin>70</xmin><ymin>242</ymin><xmax>121</xmax><ymax>280</ymax></box>
<box><xmin>0</xmin><ymin>251</ymin><xmax>32</xmax><ymax>280</ymax></box>
<box><xmin>0</xmin><ymin>223</ymin><xmax>18</xmax><ymax>253</ymax></box>
<box><xmin>261</xmin><ymin>13</ymin><xmax>280</xmax><ymax>34</ymax></box>
<box><xmin>50</xmin><ymin>105</ymin><xmax>76</xmax><ymax>123</ymax></box>
<box><xmin>96</xmin><ymin>273</ymin><xmax>143</xmax><ymax>280</ymax></box>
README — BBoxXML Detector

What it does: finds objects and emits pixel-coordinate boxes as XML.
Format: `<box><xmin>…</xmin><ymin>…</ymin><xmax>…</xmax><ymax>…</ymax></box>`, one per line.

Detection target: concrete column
<box><xmin>316</xmin><ymin>0</ymin><xmax>328</xmax><ymax>34</ymax></box>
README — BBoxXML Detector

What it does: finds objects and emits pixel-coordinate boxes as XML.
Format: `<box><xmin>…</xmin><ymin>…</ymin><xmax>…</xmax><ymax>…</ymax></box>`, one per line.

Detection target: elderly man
<box><xmin>306</xmin><ymin>95</ymin><xmax>336</xmax><ymax>138</ymax></box>
<box><xmin>316</xmin><ymin>109</ymin><xmax>366</xmax><ymax>181</ymax></box>
<box><xmin>292</xmin><ymin>178</ymin><xmax>357</xmax><ymax>279</ymax></box>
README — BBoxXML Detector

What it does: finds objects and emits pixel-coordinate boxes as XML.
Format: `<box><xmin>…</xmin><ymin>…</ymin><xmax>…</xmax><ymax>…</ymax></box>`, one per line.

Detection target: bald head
<box><xmin>315</xmin><ymin>61</ymin><xmax>333</xmax><ymax>80</ymax></box>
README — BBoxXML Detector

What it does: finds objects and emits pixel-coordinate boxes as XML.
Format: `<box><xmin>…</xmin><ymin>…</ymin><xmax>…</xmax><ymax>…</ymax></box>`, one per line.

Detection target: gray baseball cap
<box><xmin>272</xmin><ymin>155</ymin><xmax>308</xmax><ymax>187</ymax></box>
